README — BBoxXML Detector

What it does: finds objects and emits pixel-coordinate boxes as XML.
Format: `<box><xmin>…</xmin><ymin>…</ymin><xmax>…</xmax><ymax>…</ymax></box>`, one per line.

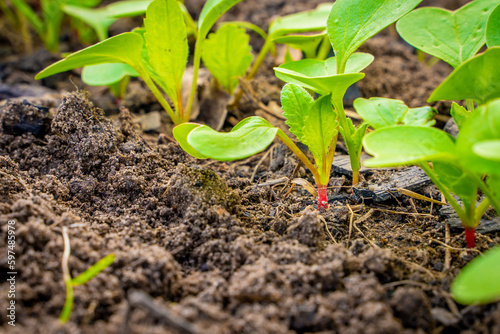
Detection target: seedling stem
<box><xmin>138</xmin><ymin>68</ymin><xmax>182</xmax><ymax>125</ymax></box>
<box><xmin>60</xmin><ymin>227</ymin><xmax>74</xmax><ymax>323</ymax></box>
<box><xmin>276</xmin><ymin>129</ymin><xmax>331</xmax><ymax>209</ymax></box>
<box><xmin>332</xmin><ymin>97</ymin><xmax>360</xmax><ymax>185</ymax></box>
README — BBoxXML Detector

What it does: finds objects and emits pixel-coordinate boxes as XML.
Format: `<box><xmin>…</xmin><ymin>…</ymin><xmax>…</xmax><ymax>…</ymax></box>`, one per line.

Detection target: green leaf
<box><xmin>172</xmin><ymin>123</ymin><xmax>209</xmax><ymax>159</ymax></box>
<box><xmin>130</xmin><ymin>27</ymin><xmax>169</xmax><ymax>95</ymax></box>
<box><xmin>202</xmin><ymin>25</ymin><xmax>253</xmax><ymax>95</ymax></box>
<box><xmin>487</xmin><ymin>3</ymin><xmax>500</xmax><ymax>47</ymax></box>
<box><xmin>473</xmin><ymin>140</ymin><xmax>500</xmax><ymax>161</ymax></box>
<box><xmin>354</xmin><ymin>98</ymin><xmax>435</xmax><ymax>128</ymax></box>
<box><xmin>280</xmin><ymin>83</ymin><xmax>314</xmax><ymax>142</ymax></box>
<box><xmin>396</xmin><ymin>0</ymin><xmax>499</xmax><ymax>68</ymax></box>
<box><xmin>450</xmin><ymin>102</ymin><xmax>470</xmax><ymax>130</ymax></box>
<box><xmin>363</xmin><ymin>126</ymin><xmax>456</xmax><ymax>168</ymax></box>
<box><xmin>403</xmin><ymin>107</ymin><xmax>436</xmax><ymax>127</ymax></box>
<box><xmin>269</xmin><ymin>3</ymin><xmax>332</xmax><ymax>39</ymax></box>
<box><xmin>433</xmin><ymin>161</ymin><xmax>477</xmax><ymax>208</ymax></box>
<box><xmin>452</xmin><ymin>245</ymin><xmax>500</xmax><ymax>305</ymax></box>
<box><xmin>187</xmin><ymin>117</ymin><xmax>278</xmax><ymax>161</ymax></box>
<box><xmin>273</xmin><ymin>33</ymin><xmax>327</xmax><ymax>59</ymax></box>
<box><xmin>36</xmin><ymin>32</ymin><xmax>144</xmax><ymax>80</ymax></box>
<box><xmin>82</xmin><ymin>63</ymin><xmax>138</xmax><ymax>86</ymax></box>
<box><xmin>428</xmin><ymin>47</ymin><xmax>500</xmax><ymax>105</ymax></box>
<box><xmin>354</xmin><ymin>98</ymin><xmax>408</xmax><ymax>129</ymax></box>
<box><xmin>144</xmin><ymin>0</ymin><xmax>188</xmax><ymax>111</ymax></box>
<box><xmin>456</xmin><ymin>99</ymin><xmax>500</xmax><ymax>176</ymax></box>
<box><xmin>106</xmin><ymin>0</ymin><xmax>153</xmax><ymax>18</ymax></box>
<box><xmin>71</xmin><ymin>254</ymin><xmax>115</xmax><ymax>286</ymax></box>
<box><xmin>198</xmin><ymin>0</ymin><xmax>245</xmax><ymax>39</ymax></box>
<box><xmin>274</xmin><ymin>53</ymin><xmax>373</xmax><ymax>99</ymax></box>
<box><xmin>302</xmin><ymin>95</ymin><xmax>338</xmax><ymax>170</ymax></box>
<box><xmin>327</xmin><ymin>0</ymin><xmax>421</xmax><ymax>73</ymax></box>
<box><xmin>62</xmin><ymin>4</ymin><xmax>116</xmax><ymax>41</ymax></box>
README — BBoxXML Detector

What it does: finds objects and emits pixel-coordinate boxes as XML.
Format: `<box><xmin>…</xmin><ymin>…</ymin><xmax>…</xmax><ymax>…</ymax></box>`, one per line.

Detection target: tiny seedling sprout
<box><xmin>60</xmin><ymin>227</ymin><xmax>115</xmax><ymax>323</ymax></box>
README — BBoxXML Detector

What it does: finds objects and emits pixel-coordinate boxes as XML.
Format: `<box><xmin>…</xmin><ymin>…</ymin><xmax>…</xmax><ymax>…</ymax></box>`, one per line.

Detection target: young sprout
<box><xmin>60</xmin><ymin>227</ymin><xmax>115</xmax><ymax>323</ymax></box>
<box><xmin>274</xmin><ymin>0</ymin><xmax>422</xmax><ymax>185</ymax></box>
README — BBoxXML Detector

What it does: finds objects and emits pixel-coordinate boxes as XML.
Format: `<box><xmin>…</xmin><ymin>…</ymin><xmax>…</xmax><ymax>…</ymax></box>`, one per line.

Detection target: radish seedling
<box><xmin>174</xmin><ymin>0</ymin><xmax>423</xmax><ymax>209</ymax></box>
<box><xmin>59</xmin><ymin>227</ymin><xmax>115</xmax><ymax>323</ymax></box>
<box><xmin>452</xmin><ymin>245</ymin><xmax>500</xmax><ymax>305</ymax></box>
<box><xmin>173</xmin><ymin>90</ymin><xmax>337</xmax><ymax>209</ymax></box>
<box><xmin>36</xmin><ymin>0</ymin><xmax>245</xmax><ymax>125</ymax></box>
<box><xmin>363</xmin><ymin>99</ymin><xmax>500</xmax><ymax>248</ymax></box>
<box><xmin>274</xmin><ymin>0</ymin><xmax>422</xmax><ymax>185</ymax></box>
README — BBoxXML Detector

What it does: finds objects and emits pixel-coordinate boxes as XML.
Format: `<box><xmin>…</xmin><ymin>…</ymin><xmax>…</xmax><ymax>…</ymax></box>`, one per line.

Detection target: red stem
<box><xmin>465</xmin><ymin>227</ymin><xmax>475</xmax><ymax>248</ymax></box>
<box><xmin>317</xmin><ymin>185</ymin><xmax>328</xmax><ymax>210</ymax></box>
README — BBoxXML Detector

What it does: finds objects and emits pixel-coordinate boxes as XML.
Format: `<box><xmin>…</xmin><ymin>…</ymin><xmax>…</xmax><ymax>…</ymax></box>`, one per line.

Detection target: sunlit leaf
<box><xmin>397</xmin><ymin>0</ymin><xmax>499</xmax><ymax>68</ymax></box>
<box><xmin>280</xmin><ymin>83</ymin><xmax>314</xmax><ymax>142</ymax></box>
<box><xmin>202</xmin><ymin>25</ymin><xmax>253</xmax><ymax>94</ymax></box>
<box><xmin>302</xmin><ymin>95</ymin><xmax>338</xmax><ymax>169</ymax></box>
<box><xmin>269</xmin><ymin>3</ymin><xmax>332</xmax><ymax>39</ymax></box>
<box><xmin>172</xmin><ymin>123</ymin><xmax>209</xmax><ymax>159</ymax></box>
<box><xmin>198</xmin><ymin>0</ymin><xmax>245</xmax><ymax>39</ymax></box>
<box><xmin>428</xmin><ymin>47</ymin><xmax>500</xmax><ymax>105</ymax></box>
<box><xmin>36</xmin><ymin>33</ymin><xmax>144</xmax><ymax>80</ymax></box>
<box><xmin>144</xmin><ymin>0</ymin><xmax>188</xmax><ymax>111</ymax></box>
<box><xmin>187</xmin><ymin>117</ymin><xmax>278</xmax><ymax>161</ymax></box>
<box><xmin>82</xmin><ymin>63</ymin><xmax>138</xmax><ymax>86</ymax></box>
<box><xmin>363</xmin><ymin>126</ymin><xmax>456</xmax><ymax>167</ymax></box>
<box><xmin>487</xmin><ymin>3</ymin><xmax>500</xmax><ymax>47</ymax></box>
<box><xmin>274</xmin><ymin>53</ymin><xmax>372</xmax><ymax>98</ymax></box>
<box><xmin>328</xmin><ymin>0</ymin><xmax>421</xmax><ymax>72</ymax></box>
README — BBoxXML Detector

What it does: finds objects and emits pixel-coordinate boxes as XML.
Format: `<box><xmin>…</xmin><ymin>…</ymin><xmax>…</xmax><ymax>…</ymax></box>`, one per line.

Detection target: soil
<box><xmin>1</xmin><ymin>0</ymin><xmax>499</xmax><ymax>333</ymax></box>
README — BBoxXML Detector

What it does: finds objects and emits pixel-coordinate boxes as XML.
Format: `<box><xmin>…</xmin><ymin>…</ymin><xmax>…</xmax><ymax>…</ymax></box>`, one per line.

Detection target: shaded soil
<box><xmin>1</xmin><ymin>0</ymin><xmax>499</xmax><ymax>333</ymax></box>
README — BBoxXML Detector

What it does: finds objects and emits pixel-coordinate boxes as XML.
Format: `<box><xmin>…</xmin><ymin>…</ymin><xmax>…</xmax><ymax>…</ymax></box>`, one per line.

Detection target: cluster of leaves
<box><xmin>364</xmin><ymin>0</ymin><xmax>500</xmax><ymax>249</ymax></box>
<box><xmin>36</xmin><ymin>0</ymin><xmax>247</xmax><ymax>125</ymax></box>
<box><xmin>174</xmin><ymin>0</ymin><xmax>427</xmax><ymax>209</ymax></box>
